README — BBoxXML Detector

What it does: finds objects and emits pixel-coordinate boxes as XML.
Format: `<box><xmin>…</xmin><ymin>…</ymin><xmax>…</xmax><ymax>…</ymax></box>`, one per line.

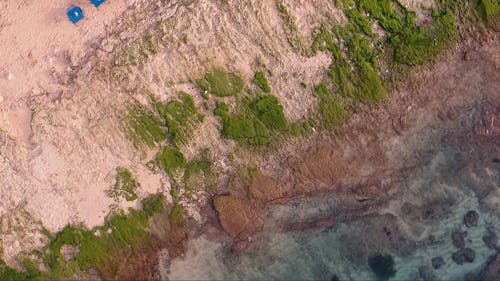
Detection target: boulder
<box><xmin>482</xmin><ymin>230</ymin><xmax>498</xmax><ymax>250</ymax></box>
<box><xmin>431</xmin><ymin>256</ymin><xmax>445</xmax><ymax>269</ymax></box>
<box><xmin>368</xmin><ymin>253</ymin><xmax>397</xmax><ymax>281</ymax></box>
<box><xmin>214</xmin><ymin>195</ymin><xmax>264</xmax><ymax>253</ymax></box>
<box><xmin>330</xmin><ymin>274</ymin><xmax>340</xmax><ymax>281</ymax></box>
<box><xmin>464</xmin><ymin>211</ymin><xmax>479</xmax><ymax>227</ymax></box>
<box><xmin>452</xmin><ymin>230</ymin><xmax>468</xmax><ymax>249</ymax></box>
<box><xmin>231</xmin><ymin>239</ymin><xmax>250</xmax><ymax>254</ymax></box>
<box><xmin>419</xmin><ymin>265</ymin><xmax>436</xmax><ymax>281</ymax></box>
<box><xmin>354</xmin><ymin>184</ymin><xmax>385</xmax><ymax>201</ymax></box>
<box><xmin>452</xmin><ymin>248</ymin><xmax>476</xmax><ymax>265</ymax></box>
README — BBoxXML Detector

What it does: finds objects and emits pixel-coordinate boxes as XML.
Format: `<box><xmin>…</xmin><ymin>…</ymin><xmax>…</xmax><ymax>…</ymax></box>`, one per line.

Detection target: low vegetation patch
<box><xmin>313</xmin><ymin>84</ymin><xmax>347</xmax><ymax>129</ymax></box>
<box><xmin>107</xmin><ymin>167</ymin><xmax>139</xmax><ymax>201</ymax></box>
<box><xmin>169</xmin><ymin>204</ymin><xmax>186</xmax><ymax>226</ymax></box>
<box><xmin>126</xmin><ymin>93</ymin><xmax>202</xmax><ymax>151</ymax></box>
<box><xmin>183</xmin><ymin>151</ymin><xmax>213</xmax><ymax>198</ymax></box>
<box><xmin>476</xmin><ymin>0</ymin><xmax>500</xmax><ymax>25</ymax></box>
<box><xmin>0</xmin><ymin>259</ymin><xmax>44</xmax><ymax>281</ymax></box>
<box><xmin>196</xmin><ymin>68</ymin><xmax>244</xmax><ymax>97</ymax></box>
<box><xmin>156</xmin><ymin>146</ymin><xmax>186</xmax><ymax>177</ymax></box>
<box><xmin>253</xmin><ymin>71</ymin><xmax>271</xmax><ymax>93</ymax></box>
<box><xmin>126</xmin><ymin>105</ymin><xmax>167</xmax><ymax>149</ymax></box>
<box><xmin>277</xmin><ymin>1</ymin><xmax>309</xmax><ymax>54</ymax></box>
<box><xmin>155</xmin><ymin>92</ymin><xmax>203</xmax><ymax>146</ymax></box>
<box><xmin>313</xmin><ymin>27</ymin><xmax>386</xmax><ymax>103</ymax></box>
<box><xmin>390</xmin><ymin>11</ymin><xmax>457</xmax><ymax>66</ymax></box>
<box><xmin>214</xmin><ymin>95</ymin><xmax>288</xmax><ymax>146</ymax></box>
<box><xmin>0</xmin><ymin>195</ymin><xmax>167</xmax><ymax>280</ymax></box>
<box><xmin>114</xmin><ymin>33</ymin><xmax>163</xmax><ymax>67</ymax></box>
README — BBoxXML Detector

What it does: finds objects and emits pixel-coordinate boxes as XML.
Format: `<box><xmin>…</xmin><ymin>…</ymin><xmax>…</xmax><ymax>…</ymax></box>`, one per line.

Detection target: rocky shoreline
<box><xmin>165</xmin><ymin>32</ymin><xmax>500</xmax><ymax>280</ymax></box>
<box><xmin>0</xmin><ymin>1</ymin><xmax>498</xmax><ymax>280</ymax></box>
<box><xmin>208</xmin><ymin>31</ymin><xmax>499</xmax><ymax>252</ymax></box>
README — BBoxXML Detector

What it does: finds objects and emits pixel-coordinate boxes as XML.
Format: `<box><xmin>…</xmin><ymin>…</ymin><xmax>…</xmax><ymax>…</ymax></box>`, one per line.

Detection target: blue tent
<box><xmin>67</xmin><ymin>6</ymin><xmax>84</xmax><ymax>24</ymax></box>
<box><xmin>91</xmin><ymin>0</ymin><xmax>107</xmax><ymax>8</ymax></box>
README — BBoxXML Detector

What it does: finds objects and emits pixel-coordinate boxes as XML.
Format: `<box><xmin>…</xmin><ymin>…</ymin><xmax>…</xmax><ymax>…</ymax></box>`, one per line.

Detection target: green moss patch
<box><xmin>313</xmin><ymin>84</ymin><xmax>347</xmax><ymax>129</ymax></box>
<box><xmin>156</xmin><ymin>146</ymin><xmax>186</xmax><ymax>177</ymax></box>
<box><xmin>476</xmin><ymin>0</ymin><xmax>500</xmax><ymax>25</ymax></box>
<box><xmin>183</xmin><ymin>152</ymin><xmax>213</xmax><ymax>198</ymax></box>
<box><xmin>125</xmin><ymin>93</ymin><xmax>202</xmax><ymax>151</ymax></box>
<box><xmin>253</xmin><ymin>71</ymin><xmax>271</xmax><ymax>93</ymax></box>
<box><xmin>6</xmin><ymin>194</ymin><xmax>167</xmax><ymax>280</ymax></box>
<box><xmin>107</xmin><ymin>167</ymin><xmax>139</xmax><ymax>201</ymax></box>
<box><xmin>196</xmin><ymin>68</ymin><xmax>244</xmax><ymax>97</ymax></box>
<box><xmin>390</xmin><ymin>11</ymin><xmax>457</xmax><ymax>66</ymax></box>
<box><xmin>0</xmin><ymin>259</ymin><xmax>45</xmax><ymax>281</ymax></box>
<box><xmin>333</xmin><ymin>1</ymin><xmax>459</xmax><ymax>68</ymax></box>
<box><xmin>126</xmin><ymin>105</ymin><xmax>167</xmax><ymax>149</ymax></box>
<box><xmin>313</xmin><ymin>27</ymin><xmax>386</xmax><ymax>103</ymax></box>
<box><xmin>169</xmin><ymin>205</ymin><xmax>186</xmax><ymax>226</ymax></box>
<box><xmin>356</xmin><ymin>0</ymin><xmax>403</xmax><ymax>33</ymax></box>
<box><xmin>155</xmin><ymin>92</ymin><xmax>202</xmax><ymax>146</ymax></box>
<box><xmin>214</xmin><ymin>95</ymin><xmax>288</xmax><ymax>146</ymax></box>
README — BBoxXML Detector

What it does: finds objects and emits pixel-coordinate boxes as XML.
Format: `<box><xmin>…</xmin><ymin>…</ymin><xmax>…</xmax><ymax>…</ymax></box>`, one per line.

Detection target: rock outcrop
<box><xmin>452</xmin><ymin>230</ymin><xmax>468</xmax><ymax>249</ymax></box>
<box><xmin>431</xmin><ymin>256</ymin><xmax>445</xmax><ymax>269</ymax></box>
<box><xmin>245</xmin><ymin>172</ymin><xmax>283</xmax><ymax>204</ymax></box>
<box><xmin>213</xmin><ymin>195</ymin><xmax>263</xmax><ymax>253</ymax></box>
<box><xmin>464</xmin><ymin>211</ymin><xmax>479</xmax><ymax>227</ymax></box>
<box><xmin>452</xmin><ymin>248</ymin><xmax>476</xmax><ymax>265</ymax></box>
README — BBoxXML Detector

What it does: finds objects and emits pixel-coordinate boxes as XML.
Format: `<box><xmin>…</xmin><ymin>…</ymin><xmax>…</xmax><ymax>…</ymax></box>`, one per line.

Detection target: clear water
<box><xmin>165</xmin><ymin>151</ymin><xmax>498</xmax><ymax>280</ymax></box>
<box><xmin>164</xmin><ymin>111</ymin><xmax>499</xmax><ymax>281</ymax></box>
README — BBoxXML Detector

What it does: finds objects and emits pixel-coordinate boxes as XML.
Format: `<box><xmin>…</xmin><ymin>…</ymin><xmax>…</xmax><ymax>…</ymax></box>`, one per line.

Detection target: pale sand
<box><xmin>0</xmin><ymin>0</ymin><xmax>130</xmax><ymax>145</ymax></box>
<box><xmin>0</xmin><ymin>0</ymin><xmax>168</xmax><ymax>263</ymax></box>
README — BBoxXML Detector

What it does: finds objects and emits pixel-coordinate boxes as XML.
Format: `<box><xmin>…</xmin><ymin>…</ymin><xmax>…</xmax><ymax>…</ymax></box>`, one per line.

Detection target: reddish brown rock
<box><xmin>214</xmin><ymin>195</ymin><xmax>264</xmax><ymax>253</ymax></box>
<box><xmin>452</xmin><ymin>248</ymin><xmax>476</xmax><ymax>265</ymax></box>
<box><xmin>354</xmin><ymin>184</ymin><xmax>383</xmax><ymax>200</ymax></box>
<box><xmin>242</xmin><ymin>170</ymin><xmax>283</xmax><ymax>203</ymax></box>
<box><xmin>214</xmin><ymin>195</ymin><xmax>263</xmax><ymax>237</ymax></box>
<box><xmin>231</xmin><ymin>239</ymin><xmax>250</xmax><ymax>254</ymax></box>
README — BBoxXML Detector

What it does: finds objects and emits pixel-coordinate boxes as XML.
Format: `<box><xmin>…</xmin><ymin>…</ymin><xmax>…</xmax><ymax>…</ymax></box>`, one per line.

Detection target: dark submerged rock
<box><xmin>400</xmin><ymin>202</ymin><xmax>413</xmax><ymax>215</ymax></box>
<box><xmin>368</xmin><ymin>253</ymin><xmax>397</xmax><ymax>281</ymax></box>
<box><xmin>418</xmin><ymin>265</ymin><xmax>436</xmax><ymax>281</ymax></box>
<box><xmin>482</xmin><ymin>230</ymin><xmax>498</xmax><ymax>250</ymax></box>
<box><xmin>431</xmin><ymin>256</ymin><xmax>445</xmax><ymax>269</ymax></box>
<box><xmin>452</xmin><ymin>230</ymin><xmax>468</xmax><ymax>249</ymax></box>
<box><xmin>331</xmin><ymin>274</ymin><xmax>340</xmax><ymax>281</ymax></box>
<box><xmin>464</xmin><ymin>211</ymin><xmax>479</xmax><ymax>227</ymax></box>
<box><xmin>420</xmin><ymin>199</ymin><xmax>454</xmax><ymax>221</ymax></box>
<box><xmin>427</xmin><ymin>235</ymin><xmax>436</xmax><ymax>245</ymax></box>
<box><xmin>452</xmin><ymin>248</ymin><xmax>476</xmax><ymax>265</ymax></box>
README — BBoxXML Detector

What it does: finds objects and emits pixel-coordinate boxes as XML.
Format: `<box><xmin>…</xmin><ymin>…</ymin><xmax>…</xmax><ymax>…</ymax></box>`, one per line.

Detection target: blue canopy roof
<box><xmin>67</xmin><ymin>6</ymin><xmax>84</xmax><ymax>24</ymax></box>
<box><xmin>91</xmin><ymin>0</ymin><xmax>107</xmax><ymax>8</ymax></box>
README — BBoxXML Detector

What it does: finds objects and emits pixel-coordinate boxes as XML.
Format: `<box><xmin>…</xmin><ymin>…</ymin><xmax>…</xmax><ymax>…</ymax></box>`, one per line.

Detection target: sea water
<box><xmin>165</xmin><ymin>106</ymin><xmax>499</xmax><ymax>281</ymax></box>
<box><xmin>165</xmin><ymin>147</ymin><xmax>498</xmax><ymax>280</ymax></box>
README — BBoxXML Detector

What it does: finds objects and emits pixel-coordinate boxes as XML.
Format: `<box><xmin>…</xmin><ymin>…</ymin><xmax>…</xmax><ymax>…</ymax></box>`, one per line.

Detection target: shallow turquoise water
<box><xmin>165</xmin><ymin>144</ymin><xmax>498</xmax><ymax>280</ymax></box>
<box><xmin>165</xmin><ymin>106</ymin><xmax>499</xmax><ymax>281</ymax></box>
